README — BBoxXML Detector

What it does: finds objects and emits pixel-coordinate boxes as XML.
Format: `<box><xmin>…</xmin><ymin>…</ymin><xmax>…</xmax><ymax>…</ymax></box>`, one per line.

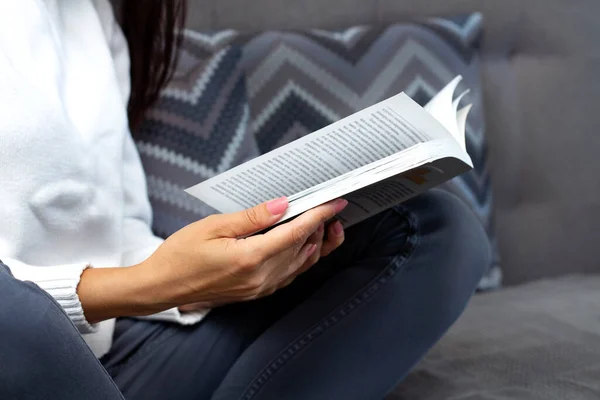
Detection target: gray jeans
<box><xmin>0</xmin><ymin>190</ymin><xmax>490</xmax><ymax>399</ymax></box>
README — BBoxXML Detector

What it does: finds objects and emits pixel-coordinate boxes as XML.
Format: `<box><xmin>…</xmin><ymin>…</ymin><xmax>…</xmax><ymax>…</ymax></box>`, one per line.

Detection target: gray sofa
<box><xmin>186</xmin><ymin>1</ymin><xmax>600</xmax><ymax>398</ymax></box>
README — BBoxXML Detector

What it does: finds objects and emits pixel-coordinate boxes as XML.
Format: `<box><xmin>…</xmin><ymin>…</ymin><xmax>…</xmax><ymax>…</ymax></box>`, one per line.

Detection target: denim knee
<box><xmin>398</xmin><ymin>189</ymin><xmax>491</xmax><ymax>291</ymax></box>
<box><xmin>0</xmin><ymin>262</ymin><xmax>124</xmax><ymax>399</ymax></box>
<box><xmin>0</xmin><ymin>261</ymin><xmax>73</xmax><ymax>349</ymax></box>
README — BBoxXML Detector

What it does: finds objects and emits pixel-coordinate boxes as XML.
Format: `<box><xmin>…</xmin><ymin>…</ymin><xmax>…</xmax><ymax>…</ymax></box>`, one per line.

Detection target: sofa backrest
<box><xmin>186</xmin><ymin>0</ymin><xmax>600</xmax><ymax>285</ymax></box>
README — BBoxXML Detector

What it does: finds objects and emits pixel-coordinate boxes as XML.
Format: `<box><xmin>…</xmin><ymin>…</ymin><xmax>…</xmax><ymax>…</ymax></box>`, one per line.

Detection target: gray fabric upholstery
<box><xmin>186</xmin><ymin>0</ymin><xmax>600</xmax><ymax>285</ymax></box>
<box><xmin>135</xmin><ymin>38</ymin><xmax>258</xmax><ymax>238</ymax></box>
<box><xmin>388</xmin><ymin>275</ymin><xmax>600</xmax><ymax>399</ymax></box>
<box><xmin>184</xmin><ymin>3</ymin><xmax>600</xmax><ymax>397</ymax></box>
<box><xmin>237</xmin><ymin>16</ymin><xmax>501</xmax><ymax>289</ymax></box>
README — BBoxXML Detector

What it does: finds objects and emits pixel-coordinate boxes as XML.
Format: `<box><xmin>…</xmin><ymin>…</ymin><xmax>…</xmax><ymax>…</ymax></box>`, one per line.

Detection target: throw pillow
<box><xmin>135</xmin><ymin>31</ymin><xmax>259</xmax><ymax>238</ymax></box>
<box><xmin>240</xmin><ymin>13</ymin><xmax>502</xmax><ymax>290</ymax></box>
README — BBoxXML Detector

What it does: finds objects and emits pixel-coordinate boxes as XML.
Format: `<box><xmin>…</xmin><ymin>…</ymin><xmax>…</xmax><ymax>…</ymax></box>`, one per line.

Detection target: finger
<box><xmin>296</xmin><ymin>255</ymin><xmax>317</xmax><ymax>276</ymax></box>
<box><xmin>209</xmin><ymin>197</ymin><xmax>289</xmax><ymax>238</ymax></box>
<box><xmin>178</xmin><ymin>302</ymin><xmax>209</xmax><ymax>313</ymax></box>
<box><xmin>298</xmin><ymin>242</ymin><xmax>318</xmax><ymax>271</ymax></box>
<box><xmin>317</xmin><ymin>222</ymin><xmax>325</xmax><ymax>236</ymax></box>
<box><xmin>306</xmin><ymin>223</ymin><xmax>325</xmax><ymax>247</ymax></box>
<box><xmin>278</xmin><ymin>275</ymin><xmax>297</xmax><ymax>290</ymax></box>
<box><xmin>321</xmin><ymin>220</ymin><xmax>345</xmax><ymax>257</ymax></box>
<box><xmin>266</xmin><ymin>241</ymin><xmax>318</xmax><ymax>296</ymax></box>
<box><xmin>295</xmin><ymin>232</ymin><xmax>325</xmax><ymax>278</ymax></box>
<box><xmin>245</xmin><ymin>199</ymin><xmax>348</xmax><ymax>261</ymax></box>
<box><xmin>262</xmin><ymin>286</ymin><xmax>278</xmax><ymax>298</ymax></box>
<box><xmin>307</xmin><ymin>222</ymin><xmax>325</xmax><ymax>263</ymax></box>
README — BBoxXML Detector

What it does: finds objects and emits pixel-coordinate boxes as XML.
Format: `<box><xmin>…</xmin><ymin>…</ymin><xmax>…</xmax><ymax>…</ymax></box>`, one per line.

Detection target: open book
<box><xmin>186</xmin><ymin>76</ymin><xmax>473</xmax><ymax>229</ymax></box>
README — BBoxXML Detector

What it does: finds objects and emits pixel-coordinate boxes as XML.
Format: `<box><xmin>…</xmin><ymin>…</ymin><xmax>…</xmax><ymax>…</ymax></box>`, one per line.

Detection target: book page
<box><xmin>335</xmin><ymin>155</ymin><xmax>471</xmax><ymax>228</ymax></box>
<box><xmin>186</xmin><ymin>92</ymin><xmax>454</xmax><ymax>214</ymax></box>
<box><xmin>278</xmin><ymin>137</ymin><xmax>471</xmax><ymax>225</ymax></box>
<box><xmin>425</xmin><ymin>75</ymin><xmax>468</xmax><ymax>151</ymax></box>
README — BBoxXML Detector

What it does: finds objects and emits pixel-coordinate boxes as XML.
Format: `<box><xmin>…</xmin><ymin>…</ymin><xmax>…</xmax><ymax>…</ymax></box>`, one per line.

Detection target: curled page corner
<box><xmin>456</xmin><ymin>104</ymin><xmax>472</xmax><ymax>152</ymax></box>
<box><xmin>452</xmin><ymin>89</ymin><xmax>470</xmax><ymax>113</ymax></box>
<box><xmin>424</xmin><ymin>75</ymin><xmax>464</xmax><ymax>144</ymax></box>
<box><xmin>424</xmin><ymin>75</ymin><xmax>463</xmax><ymax>113</ymax></box>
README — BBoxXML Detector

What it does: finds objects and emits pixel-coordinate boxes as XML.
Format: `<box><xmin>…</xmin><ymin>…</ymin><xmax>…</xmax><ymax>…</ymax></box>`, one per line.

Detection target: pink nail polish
<box><xmin>266</xmin><ymin>197</ymin><xmax>288</xmax><ymax>215</ymax></box>
<box><xmin>333</xmin><ymin>199</ymin><xmax>349</xmax><ymax>213</ymax></box>
<box><xmin>332</xmin><ymin>221</ymin><xmax>344</xmax><ymax>236</ymax></box>
<box><xmin>306</xmin><ymin>244</ymin><xmax>317</xmax><ymax>257</ymax></box>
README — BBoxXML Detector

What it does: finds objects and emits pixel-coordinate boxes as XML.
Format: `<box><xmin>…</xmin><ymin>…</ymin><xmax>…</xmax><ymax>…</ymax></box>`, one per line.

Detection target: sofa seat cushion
<box><xmin>390</xmin><ymin>275</ymin><xmax>600</xmax><ymax>399</ymax></box>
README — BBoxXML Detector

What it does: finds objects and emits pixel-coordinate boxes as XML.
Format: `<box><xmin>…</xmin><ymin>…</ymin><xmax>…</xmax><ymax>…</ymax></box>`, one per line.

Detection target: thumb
<box><xmin>210</xmin><ymin>197</ymin><xmax>289</xmax><ymax>238</ymax></box>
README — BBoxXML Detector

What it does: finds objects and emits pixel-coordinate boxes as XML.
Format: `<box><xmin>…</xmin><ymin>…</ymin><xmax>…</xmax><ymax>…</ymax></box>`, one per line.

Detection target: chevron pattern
<box><xmin>136</xmin><ymin>14</ymin><xmax>501</xmax><ymax>289</ymax></box>
<box><xmin>136</xmin><ymin>33</ymin><xmax>259</xmax><ymax>238</ymax></box>
<box><xmin>240</xmin><ymin>13</ymin><xmax>502</xmax><ymax>289</ymax></box>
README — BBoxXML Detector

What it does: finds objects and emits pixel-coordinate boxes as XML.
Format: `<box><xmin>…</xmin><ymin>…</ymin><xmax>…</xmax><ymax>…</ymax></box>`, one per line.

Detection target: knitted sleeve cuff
<box><xmin>4</xmin><ymin>258</ymin><xmax>98</xmax><ymax>334</ymax></box>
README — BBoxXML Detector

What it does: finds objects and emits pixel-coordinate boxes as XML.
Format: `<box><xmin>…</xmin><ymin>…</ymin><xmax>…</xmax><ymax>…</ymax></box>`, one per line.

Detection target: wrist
<box><xmin>77</xmin><ymin>265</ymin><xmax>171</xmax><ymax>324</ymax></box>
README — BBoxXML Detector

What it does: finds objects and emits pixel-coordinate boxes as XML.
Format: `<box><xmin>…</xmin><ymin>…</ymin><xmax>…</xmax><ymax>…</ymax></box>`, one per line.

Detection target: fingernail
<box><xmin>306</xmin><ymin>244</ymin><xmax>317</xmax><ymax>257</ymax></box>
<box><xmin>317</xmin><ymin>223</ymin><xmax>325</xmax><ymax>233</ymax></box>
<box><xmin>333</xmin><ymin>199</ymin><xmax>349</xmax><ymax>213</ymax></box>
<box><xmin>266</xmin><ymin>197</ymin><xmax>288</xmax><ymax>215</ymax></box>
<box><xmin>332</xmin><ymin>221</ymin><xmax>344</xmax><ymax>236</ymax></box>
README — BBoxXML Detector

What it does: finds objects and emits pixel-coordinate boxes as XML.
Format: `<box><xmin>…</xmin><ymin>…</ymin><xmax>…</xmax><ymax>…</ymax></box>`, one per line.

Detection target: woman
<box><xmin>0</xmin><ymin>1</ymin><xmax>489</xmax><ymax>399</ymax></box>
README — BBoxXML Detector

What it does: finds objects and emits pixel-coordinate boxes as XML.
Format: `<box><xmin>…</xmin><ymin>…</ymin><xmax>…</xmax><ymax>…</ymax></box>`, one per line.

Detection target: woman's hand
<box><xmin>178</xmin><ymin>216</ymin><xmax>346</xmax><ymax>313</ymax></box>
<box><xmin>139</xmin><ymin>197</ymin><xmax>347</xmax><ymax>313</ymax></box>
<box><xmin>258</xmin><ymin>218</ymin><xmax>346</xmax><ymax>294</ymax></box>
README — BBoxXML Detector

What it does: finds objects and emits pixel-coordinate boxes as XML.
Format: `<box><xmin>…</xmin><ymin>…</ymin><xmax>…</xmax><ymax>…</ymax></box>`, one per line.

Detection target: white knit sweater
<box><xmin>0</xmin><ymin>0</ymin><xmax>206</xmax><ymax>358</ymax></box>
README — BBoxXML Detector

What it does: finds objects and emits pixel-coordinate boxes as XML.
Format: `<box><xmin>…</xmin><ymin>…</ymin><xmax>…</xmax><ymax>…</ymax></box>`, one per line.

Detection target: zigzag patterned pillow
<box><xmin>135</xmin><ymin>32</ymin><xmax>260</xmax><ymax>238</ymax></box>
<box><xmin>240</xmin><ymin>13</ymin><xmax>502</xmax><ymax>290</ymax></box>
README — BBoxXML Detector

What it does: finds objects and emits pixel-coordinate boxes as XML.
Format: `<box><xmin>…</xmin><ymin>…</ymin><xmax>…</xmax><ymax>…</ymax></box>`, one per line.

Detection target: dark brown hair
<box><xmin>117</xmin><ymin>0</ymin><xmax>187</xmax><ymax>132</ymax></box>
